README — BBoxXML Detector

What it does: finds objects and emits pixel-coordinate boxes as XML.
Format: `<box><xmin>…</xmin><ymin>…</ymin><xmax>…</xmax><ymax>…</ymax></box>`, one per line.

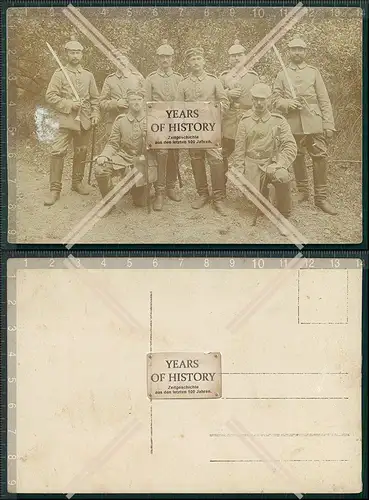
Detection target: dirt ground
<box><xmin>14</xmin><ymin>139</ymin><xmax>362</xmax><ymax>245</ymax></box>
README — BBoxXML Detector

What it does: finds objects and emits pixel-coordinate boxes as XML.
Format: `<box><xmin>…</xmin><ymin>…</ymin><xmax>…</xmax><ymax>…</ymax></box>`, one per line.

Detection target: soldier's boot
<box><xmin>312</xmin><ymin>158</ymin><xmax>337</xmax><ymax>215</ymax></box>
<box><xmin>293</xmin><ymin>155</ymin><xmax>309</xmax><ymax>203</ymax></box>
<box><xmin>211</xmin><ymin>161</ymin><xmax>228</xmax><ymax>217</ymax></box>
<box><xmin>95</xmin><ymin>172</ymin><xmax>116</xmax><ymax>217</ymax></box>
<box><xmin>166</xmin><ymin>152</ymin><xmax>182</xmax><ymax>202</ymax></box>
<box><xmin>153</xmin><ymin>156</ymin><xmax>167</xmax><ymax>211</ymax></box>
<box><xmin>223</xmin><ymin>156</ymin><xmax>229</xmax><ymax>197</ymax></box>
<box><xmin>71</xmin><ymin>146</ymin><xmax>90</xmax><ymax>195</ymax></box>
<box><xmin>131</xmin><ymin>186</ymin><xmax>148</xmax><ymax>208</ymax></box>
<box><xmin>153</xmin><ymin>191</ymin><xmax>165</xmax><ymax>211</ymax></box>
<box><xmin>275</xmin><ymin>181</ymin><xmax>292</xmax><ymax>237</ymax></box>
<box><xmin>252</xmin><ymin>177</ymin><xmax>269</xmax><ymax>219</ymax></box>
<box><xmin>44</xmin><ymin>156</ymin><xmax>63</xmax><ymax>206</ymax></box>
<box><xmin>166</xmin><ymin>188</ymin><xmax>182</xmax><ymax>202</ymax></box>
<box><xmin>191</xmin><ymin>158</ymin><xmax>209</xmax><ymax>209</ymax></box>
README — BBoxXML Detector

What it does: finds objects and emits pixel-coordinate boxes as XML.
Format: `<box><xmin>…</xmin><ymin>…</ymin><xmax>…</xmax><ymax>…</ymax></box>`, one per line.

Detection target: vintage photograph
<box><xmin>7</xmin><ymin>6</ymin><xmax>363</xmax><ymax>244</ymax></box>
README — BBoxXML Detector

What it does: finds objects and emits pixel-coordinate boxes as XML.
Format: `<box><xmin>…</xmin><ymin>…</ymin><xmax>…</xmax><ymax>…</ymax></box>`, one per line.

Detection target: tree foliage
<box><xmin>8</xmin><ymin>7</ymin><xmax>362</xmax><ymax>158</ymax></box>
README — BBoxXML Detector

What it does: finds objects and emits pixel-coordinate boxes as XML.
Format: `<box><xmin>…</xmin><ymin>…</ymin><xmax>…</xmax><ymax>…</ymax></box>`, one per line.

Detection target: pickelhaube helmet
<box><xmin>228</xmin><ymin>39</ymin><xmax>246</xmax><ymax>55</ymax></box>
<box><xmin>156</xmin><ymin>39</ymin><xmax>174</xmax><ymax>56</ymax></box>
<box><xmin>64</xmin><ymin>34</ymin><xmax>84</xmax><ymax>51</ymax></box>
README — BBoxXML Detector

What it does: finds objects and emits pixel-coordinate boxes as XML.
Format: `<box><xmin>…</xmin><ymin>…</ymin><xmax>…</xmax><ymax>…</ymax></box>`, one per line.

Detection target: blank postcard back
<box><xmin>12</xmin><ymin>263</ymin><xmax>362</xmax><ymax>494</ymax></box>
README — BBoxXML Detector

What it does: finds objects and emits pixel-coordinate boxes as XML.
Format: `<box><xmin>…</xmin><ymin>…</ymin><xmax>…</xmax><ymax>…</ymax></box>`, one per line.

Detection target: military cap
<box><xmin>251</xmin><ymin>83</ymin><xmax>272</xmax><ymax>99</ymax></box>
<box><xmin>157</xmin><ymin>39</ymin><xmax>174</xmax><ymax>56</ymax></box>
<box><xmin>228</xmin><ymin>39</ymin><xmax>246</xmax><ymax>55</ymax></box>
<box><xmin>127</xmin><ymin>87</ymin><xmax>146</xmax><ymax>98</ymax></box>
<box><xmin>288</xmin><ymin>37</ymin><xmax>307</xmax><ymax>49</ymax></box>
<box><xmin>64</xmin><ymin>35</ymin><xmax>84</xmax><ymax>51</ymax></box>
<box><xmin>185</xmin><ymin>47</ymin><xmax>204</xmax><ymax>60</ymax></box>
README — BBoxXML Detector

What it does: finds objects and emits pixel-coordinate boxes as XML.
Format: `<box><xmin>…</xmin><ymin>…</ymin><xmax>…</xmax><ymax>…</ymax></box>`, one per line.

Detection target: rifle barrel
<box><xmin>272</xmin><ymin>44</ymin><xmax>297</xmax><ymax>99</ymax></box>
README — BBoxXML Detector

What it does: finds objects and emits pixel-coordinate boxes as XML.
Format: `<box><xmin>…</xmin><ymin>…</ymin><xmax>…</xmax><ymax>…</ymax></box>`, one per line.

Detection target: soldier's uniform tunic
<box><xmin>176</xmin><ymin>71</ymin><xmax>229</xmax><ymax>201</ymax></box>
<box><xmin>45</xmin><ymin>63</ymin><xmax>99</xmax><ymax>191</ymax></box>
<box><xmin>219</xmin><ymin>69</ymin><xmax>259</xmax><ymax>156</ymax></box>
<box><xmin>273</xmin><ymin>61</ymin><xmax>335</xmax><ymax>146</ymax></box>
<box><xmin>95</xmin><ymin>110</ymin><xmax>156</xmax><ymax>207</ymax></box>
<box><xmin>145</xmin><ymin>68</ymin><xmax>183</xmax><ymax>193</ymax></box>
<box><xmin>146</xmin><ymin>69</ymin><xmax>182</xmax><ymax>102</ymax></box>
<box><xmin>46</xmin><ymin>64</ymin><xmax>99</xmax><ymax>155</ymax></box>
<box><xmin>273</xmin><ymin>54</ymin><xmax>336</xmax><ymax>211</ymax></box>
<box><xmin>233</xmin><ymin>109</ymin><xmax>297</xmax><ymax>217</ymax></box>
<box><xmin>100</xmin><ymin>70</ymin><xmax>145</xmax><ymax>135</ymax></box>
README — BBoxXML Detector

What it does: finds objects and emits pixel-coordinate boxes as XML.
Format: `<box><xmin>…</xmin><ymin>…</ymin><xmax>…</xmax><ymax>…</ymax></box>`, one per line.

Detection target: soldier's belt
<box><xmin>298</xmin><ymin>96</ymin><xmax>318</xmax><ymax>105</ymax></box>
<box><xmin>245</xmin><ymin>155</ymin><xmax>271</xmax><ymax>164</ymax></box>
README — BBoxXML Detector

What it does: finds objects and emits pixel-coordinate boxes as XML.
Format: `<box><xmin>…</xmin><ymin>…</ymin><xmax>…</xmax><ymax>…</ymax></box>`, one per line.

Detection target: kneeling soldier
<box><xmin>233</xmin><ymin>83</ymin><xmax>297</xmax><ymax>236</ymax></box>
<box><xmin>94</xmin><ymin>88</ymin><xmax>156</xmax><ymax>213</ymax></box>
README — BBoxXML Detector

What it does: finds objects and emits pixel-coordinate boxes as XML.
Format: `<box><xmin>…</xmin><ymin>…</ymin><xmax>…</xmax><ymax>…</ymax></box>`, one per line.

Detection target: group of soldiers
<box><xmin>44</xmin><ymin>35</ymin><xmax>337</xmax><ymax>233</ymax></box>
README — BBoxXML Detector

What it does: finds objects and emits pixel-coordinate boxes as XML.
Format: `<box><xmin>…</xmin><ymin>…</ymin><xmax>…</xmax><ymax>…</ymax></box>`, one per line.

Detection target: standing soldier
<box><xmin>233</xmin><ymin>83</ymin><xmax>297</xmax><ymax>236</ymax></box>
<box><xmin>219</xmin><ymin>40</ymin><xmax>259</xmax><ymax>192</ymax></box>
<box><xmin>177</xmin><ymin>47</ymin><xmax>230</xmax><ymax>216</ymax></box>
<box><xmin>273</xmin><ymin>38</ymin><xmax>337</xmax><ymax>215</ymax></box>
<box><xmin>145</xmin><ymin>40</ymin><xmax>183</xmax><ymax>211</ymax></box>
<box><xmin>44</xmin><ymin>36</ymin><xmax>99</xmax><ymax>206</ymax></box>
<box><xmin>94</xmin><ymin>88</ymin><xmax>155</xmax><ymax>214</ymax></box>
<box><xmin>100</xmin><ymin>48</ymin><xmax>145</xmax><ymax>136</ymax></box>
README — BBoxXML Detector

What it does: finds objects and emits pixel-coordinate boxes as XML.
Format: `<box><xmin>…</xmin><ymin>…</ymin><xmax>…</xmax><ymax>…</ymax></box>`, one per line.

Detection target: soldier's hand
<box><xmin>71</xmin><ymin>101</ymin><xmax>81</xmax><ymax>111</ymax></box>
<box><xmin>228</xmin><ymin>88</ymin><xmax>242</xmax><ymax>99</ymax></box>
<box><xmin>96</xmin><ymin>156</ymin><xmax>108</xmax><ymax>165</ymax></box>
<box><xmin>325</xmin><ymin>129</ymin><xmax>334</xmax><ymax>139</ymax></box>
<box><xmin>91</xmin><ymin>116</ymin><xmax>99</xmax><ymax>126</ymax></box>
<box><xmin>117</xmin><ymin>99</ymin><xmax>128</xmax><ymax>109</ymax></box>
<box><xmin>266</xmin><ymin>163</ymin><xmax>278</xmax><ymax>176</ymax></box>
<box><xmin>288</xmin><ymin>99</ymin><xmax>303</xmax><ymax>110</ymax></box>
<box><xmin>274</xmin><ymin>167</ymin><xmax>289</xmax><ymax>183</ymax></box>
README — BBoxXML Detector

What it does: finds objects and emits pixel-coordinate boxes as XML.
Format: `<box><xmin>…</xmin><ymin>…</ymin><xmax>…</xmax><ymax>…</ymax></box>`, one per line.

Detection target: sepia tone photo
<box><xmin>7</xmin><ymin>6</ymin><xmax>363</xmax><ymax>244</ymax></box>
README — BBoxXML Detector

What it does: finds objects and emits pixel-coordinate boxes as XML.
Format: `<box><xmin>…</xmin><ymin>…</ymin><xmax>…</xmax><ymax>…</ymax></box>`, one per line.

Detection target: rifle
<box><xmin>177</xmin><ymin>166</ymin><xmax>183</xmax><ymax>189</ymax></box>
<box><xmin>272</xmin><ymin>44</ymin><xmax>297</xmax><ymax>99</ymax></box>
<box><xmin>46</xmin><ymin>42</ymin><xmax>82</xmax><ymax>122</ymax></box>
<box><xmin>142</xmin><ymin>130</ymin><xmax>151</xmax><ymax>214</ymax></box>
<box><xmin>272</xmin><ymin>44</ymin><xmax>319</xmax><ymax>116</ymax></box>
<box><xmin>144</xmin><ymin>156</ymin><xmax>151</xmax><ymax>214</ymax></box>
<box><xmin>174</xmin><ymin>150</ymin><xmax>183</xmax><ymax>189</ymax></box>
<box><xmin>252</xmin><ymin>170</ymin><xmax>268</xmax><ymax>226</ymax></box>
<box><xmin>88</xmin><ymin>124</ymin><xmax>97</xmax><ymax>185</ymax></box>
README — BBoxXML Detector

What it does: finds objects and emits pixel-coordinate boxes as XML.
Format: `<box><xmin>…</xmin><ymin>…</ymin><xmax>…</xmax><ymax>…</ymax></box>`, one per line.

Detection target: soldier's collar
<box><xmin>115</xmin><ymin>69</ymin><xmax>130</xmax><ymax>78</ymax></box>
<box><xmin>157</xmin><ymin>68</ymin><xmax>174</xmax><ymax>77</ymax></box>
<box><xmin>65</xmin><ymin>64</ymin><xmax>83</xmax><ymax>73</ymax></box>
<box><xmin>126</xmin><ymin>111</ymin><xmax>145</xmax><ymax>122</ymax></box>
<box><xmin>190</xmin><ymin>71</ymin><xmax>206</xmax><ymax>81</ymax></box>
<box><xmin>251</xmin><ymin>109</ymin><xmax>271</xmax><ymax>122</ymax></box>
<box><xmin>289</xmin><ymin>61</ymin><xmax>307</xmax><ymax>70</ymax></box>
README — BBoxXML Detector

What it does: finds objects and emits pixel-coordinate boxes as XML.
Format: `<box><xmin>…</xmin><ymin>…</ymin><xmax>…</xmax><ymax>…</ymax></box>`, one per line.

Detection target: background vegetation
<box><xmin>9</xmin><ymin>6</ymin><xmax>362</xmax><ymax>160</ymax></box>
